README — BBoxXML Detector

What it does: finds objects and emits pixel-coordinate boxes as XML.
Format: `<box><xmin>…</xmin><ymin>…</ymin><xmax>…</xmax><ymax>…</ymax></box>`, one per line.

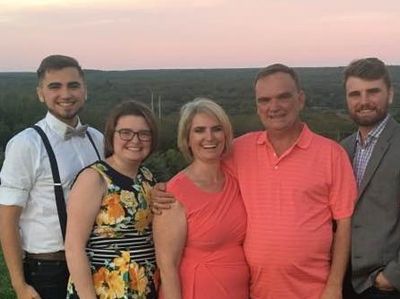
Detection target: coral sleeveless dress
<box><xmin>159</xmin><ymin>169</ymin><xmax>249</xmax><ymax>299</ymax></box>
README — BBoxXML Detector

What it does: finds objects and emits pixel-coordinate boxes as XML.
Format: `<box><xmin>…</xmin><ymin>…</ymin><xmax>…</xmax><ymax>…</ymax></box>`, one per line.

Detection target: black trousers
<box><xmin>358</xmin><ymin>287</ymin><xmax>400</xmax><ymax>299</ymax></box>
<box><xmin>23</xmin><ymin>257</ymin><xmax>69</xmax><ymax>299</ymax></box>
<box><xmin>343</xmin><ymin>264</ymin><xmax>359</xmax><ymax>299</ymax></box>
<box><xmin>343</xmin><ymin>264</ymin><xmax>399</xmax><ymax>299</ymax></box>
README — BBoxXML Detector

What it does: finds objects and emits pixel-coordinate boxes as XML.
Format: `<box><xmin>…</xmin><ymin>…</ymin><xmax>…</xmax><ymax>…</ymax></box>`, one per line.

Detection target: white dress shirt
<box><xmin>0</xmin><ymin>112</ymin><xmax>104</xmax><ymax>253</ymax></box>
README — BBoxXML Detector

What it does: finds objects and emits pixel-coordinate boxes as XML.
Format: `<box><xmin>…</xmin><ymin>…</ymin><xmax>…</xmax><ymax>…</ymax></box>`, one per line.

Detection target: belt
<box><xmin>24</xmin><ymin>250</ymin><xmax>66</xmax><ymax>261</ymax></box>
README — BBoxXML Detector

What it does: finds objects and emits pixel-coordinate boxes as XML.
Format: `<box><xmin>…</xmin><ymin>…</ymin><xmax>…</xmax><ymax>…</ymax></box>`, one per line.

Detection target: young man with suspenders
<box><xmin>0</xmin><ymin>55</ymin><xmax>103</xmax><ymax>299</ymax></box>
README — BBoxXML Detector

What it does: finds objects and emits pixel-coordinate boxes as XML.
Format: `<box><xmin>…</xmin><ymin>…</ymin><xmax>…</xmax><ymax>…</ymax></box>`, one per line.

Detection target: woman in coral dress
<box><xmin>153</xmin><ymin>98</ymin><xmax>249</xmax><ymax>299</ymax></box>
<box><xmin>65</xmin><ymin>101</ymin><xmax>159</xmax><ymax>299</ymax></box>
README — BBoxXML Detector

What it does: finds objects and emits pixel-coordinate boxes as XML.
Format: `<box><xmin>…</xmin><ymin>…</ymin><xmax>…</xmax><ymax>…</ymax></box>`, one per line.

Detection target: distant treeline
<box><xmin>1</xmin><ymin>66</ymin><xmax>399</xmax><ymax>179</ymax></box>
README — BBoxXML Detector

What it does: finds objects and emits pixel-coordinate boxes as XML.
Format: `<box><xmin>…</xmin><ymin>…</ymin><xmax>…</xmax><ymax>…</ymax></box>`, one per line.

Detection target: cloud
<box><xmin>0</xmin><ymin>0</ymin><xmax>227</xmax><ymax>28</ymax></box>
<box><xmin>1</xmin><ymin>0</ymin><xmax>226</xmax><ymax>12</ymax></box>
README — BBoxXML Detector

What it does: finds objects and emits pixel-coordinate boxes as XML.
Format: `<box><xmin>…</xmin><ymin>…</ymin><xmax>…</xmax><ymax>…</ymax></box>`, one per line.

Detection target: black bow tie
<box><xmin>64</xmin><ymin>125</ymin><xmax>88</xmax><ymax>140</ymax></box>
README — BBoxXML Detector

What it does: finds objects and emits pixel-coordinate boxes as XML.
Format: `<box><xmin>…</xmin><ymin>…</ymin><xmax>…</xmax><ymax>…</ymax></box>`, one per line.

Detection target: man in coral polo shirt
<box><xmin>153</xmin><ymin>64</ymin><xmax>357</xmax><ymax>299</ymax></box>
<box><xmin>229</xmin><ymin>64</ymin><xmax>357</xmax><ymax>298</ymax></box>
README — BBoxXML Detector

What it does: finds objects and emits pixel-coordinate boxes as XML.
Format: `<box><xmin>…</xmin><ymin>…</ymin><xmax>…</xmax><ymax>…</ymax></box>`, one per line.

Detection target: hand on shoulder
<box><xmin>150</xmin><ymin>182</ymin><xmax>177</xmax><ymax>214</ymax></box>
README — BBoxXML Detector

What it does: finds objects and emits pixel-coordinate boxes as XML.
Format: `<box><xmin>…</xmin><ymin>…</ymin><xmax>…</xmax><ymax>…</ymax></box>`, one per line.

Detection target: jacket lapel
<box><xmin>344</xmin><ymin>134</ymin><xmax>357</xmax><ymax>160</ymax></box>
<box><xmin>358</xmin><ymin>117</ymin><xmax>397</xmax><ymax>197</ymax></box>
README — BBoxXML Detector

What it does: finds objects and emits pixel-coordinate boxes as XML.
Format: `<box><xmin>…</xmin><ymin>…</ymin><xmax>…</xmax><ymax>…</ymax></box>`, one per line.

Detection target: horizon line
<box><xmin>0</xmin><ymin>65</ymin><xmax>361</xmax><ymax>73</ymax></box>
<box><xmin>1</xmin><ymin>63</ymin><xmax>400</xmax><ymax>73</ymax></box>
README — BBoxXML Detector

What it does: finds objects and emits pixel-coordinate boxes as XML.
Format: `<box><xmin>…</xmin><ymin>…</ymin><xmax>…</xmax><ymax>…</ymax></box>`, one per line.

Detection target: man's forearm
<box><xmin>0</xmin><ymin>206</ymin><xmax>26</xmax><ymax>289</ymax></box>
<box><xmin>326</xmin><ymin>218</ymin><xmax>351</xmax><ymax>288</ymax></box>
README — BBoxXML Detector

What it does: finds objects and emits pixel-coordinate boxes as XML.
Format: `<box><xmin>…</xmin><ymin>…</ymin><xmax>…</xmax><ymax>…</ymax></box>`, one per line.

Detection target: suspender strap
<box><xmin>32</xmin><ymin>125</ymin><xmax>67</xmax><ymax>241</ymax></box>
<box><xmin>86</xmin><ymin>130</ymin><xmax>101</xmax><ymax>160</ymax></box>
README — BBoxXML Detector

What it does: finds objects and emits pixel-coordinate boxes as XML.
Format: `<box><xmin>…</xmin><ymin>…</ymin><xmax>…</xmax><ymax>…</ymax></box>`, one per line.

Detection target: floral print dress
<box><xmin>67</xmin><ymin>161</ymin><xmax>158</xmax><ymax>299</ymax></box>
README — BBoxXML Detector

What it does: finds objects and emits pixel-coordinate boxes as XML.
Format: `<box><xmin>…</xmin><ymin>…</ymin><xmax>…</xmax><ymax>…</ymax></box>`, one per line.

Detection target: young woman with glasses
<box><xmin>65</xmin><ymin>100</ymin><xmax>159</xmax><ymax>299</ymax></box>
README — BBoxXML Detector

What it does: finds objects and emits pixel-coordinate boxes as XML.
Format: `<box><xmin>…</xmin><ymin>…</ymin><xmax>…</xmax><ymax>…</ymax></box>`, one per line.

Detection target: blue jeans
<box><xmin>23</xmin><ymin>258</ymin><xmax>69</xmax><ymax>299</ymax></box>
<box><xmin>360</xmin><ymin>287</ymin><xmax>400</xmax><ymax>299</ymax></box>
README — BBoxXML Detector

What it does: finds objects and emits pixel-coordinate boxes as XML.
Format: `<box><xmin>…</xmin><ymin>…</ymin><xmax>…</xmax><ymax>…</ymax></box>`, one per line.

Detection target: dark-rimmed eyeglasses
<box><xmin>115</xmin><ymin>128</ymin><xmax>152</xmax><ymax>142</ymax></box>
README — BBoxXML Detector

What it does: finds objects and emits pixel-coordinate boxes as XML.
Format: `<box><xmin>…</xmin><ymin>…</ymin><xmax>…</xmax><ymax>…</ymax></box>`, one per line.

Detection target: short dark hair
<box><xmin>104</xmin><ymin>100</ymin><xmax>158</xmax><ymax>159</ymax></box>
<box><xmin>254</xmin><ymin>63</ymin><xmax>301</xmax><ymax>90</ymax></box>
<box><xmin>37</xmin><ymin>55</ymin><xmax>84</xmax><ymax>83</ymax></box>
<box><xmin>344</xmin><ymin>57</ymin><xmax>391</xmax><ymax>89</ymax></box>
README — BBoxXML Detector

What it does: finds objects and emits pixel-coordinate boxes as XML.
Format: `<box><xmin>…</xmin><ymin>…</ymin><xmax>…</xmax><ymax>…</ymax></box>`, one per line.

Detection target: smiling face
<box><xmin>113</xmin><ymin>115</ymin><xmax>152</xmax><ymax>165</ymax></box>
<box><xmin>255</xmin><ymin>72</ymin><xmax>305</xmax><ymax>134</ymax></box>
<box><xmin>188</xmin><ymin>112</ymin><xmax>226</xmax><ymax>163</ymax></box>
<box><xmin>36</xmin><ymin>67</ymin><xmax>86</xmax><ymax>127</ymax></box>
<box><xmin>346</xmin><ymin>76</ymin><xmax>393</xmax><ymax>132</ymax></box>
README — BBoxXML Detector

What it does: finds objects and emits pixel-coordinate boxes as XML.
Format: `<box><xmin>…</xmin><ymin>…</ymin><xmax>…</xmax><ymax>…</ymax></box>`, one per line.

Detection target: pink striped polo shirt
<box><xmin>228</xmin><ymin>124</ymin><xmax>357</xmax><ymax>299</ymax></box>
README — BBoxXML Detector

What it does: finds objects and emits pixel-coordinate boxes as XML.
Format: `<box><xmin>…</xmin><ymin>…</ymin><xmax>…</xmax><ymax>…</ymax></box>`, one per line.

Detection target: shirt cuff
<box><xmin>0</xmin><ymin>187</ymin><xmax>29</xmax><ymax>207</ymax></box>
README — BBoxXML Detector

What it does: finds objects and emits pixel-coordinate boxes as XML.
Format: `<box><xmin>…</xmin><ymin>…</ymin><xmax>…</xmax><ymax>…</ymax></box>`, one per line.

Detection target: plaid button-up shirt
<box><xmin>353</xmin><ymin>114</ymin><xmax>390</xmax><ymax>186</ymax></box>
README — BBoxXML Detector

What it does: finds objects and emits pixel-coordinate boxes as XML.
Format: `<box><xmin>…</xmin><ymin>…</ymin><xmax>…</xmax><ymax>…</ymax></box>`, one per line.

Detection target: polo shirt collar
<box><xmin>257</xmin><ymin>123</ymin><xmax>313</xmax><ymax>150</ymax></box>
<box><xmin>294</xmin><ymin>124</ymin><xmax>313</xmax><ymax>149</ymax></box>
<box><xmin>256</xmin><ymin>132</ymin><xmax>266</xmax><ymax>145</ymax></box>
<box><xmin>45</xmin><ymin>112</ymin><xmax>83</xmax><ymax>139</ymax></box>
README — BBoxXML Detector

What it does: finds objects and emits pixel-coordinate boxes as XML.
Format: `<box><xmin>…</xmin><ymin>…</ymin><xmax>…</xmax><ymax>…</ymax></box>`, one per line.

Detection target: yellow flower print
<box><xmin>134</xmin><ymin>209</ymin><xmax>152</xmax><ymax>233</ymax></box>
<box><xmin>103</xmin><ymin>194</ymin><xmax>125</xmax><ymax>224</ymax></box>
<box><xmin>94</xmin><ymin>225</ymin><xmax>116</xmax><ymax>238</ymax></box>
<box><xmin>93</xmin><ymin>267</ymin><xmax>108</xmax><ymax>293</ymax></box>
<box><xmin>114</xmin><ymin>251</ymin><xmax>130</xmax><ymax>274</ymax></box>
<box><xmin>120</xmin><ymin>190</ymin><xmax>138</xmax><ymax>208</ymax></box>
<box><xmin>107</xmin><ymin>270</ymin><xmax>125</xmax><ymax>298</ymax></box>
<box><xmin>140</xmin><ymin>181</ymin><xmax>152</xmax><ymax>205</ymax></box>
<box><xmin>141</xmin><ymin>167</ymin><xmax>153</xmax><ymax>181</ymax></box>
<box><xmin>129</xmin><ymin>263</ymin><xmax>148</xmax><ymax>295</ymax></box>
<box><xmin>92</xmin><ymin>165</ymin><xmax>113</xmax><ymax>185</ymax></box>
<box><xmin>96</xmin><ymin>209</ymin><xmax>111</xmax><ymax>226</ymax></box>
<box><xmin>93</xmin><ymin>267</ymin><xmax>125</xmax><ymax>299</ymax></box>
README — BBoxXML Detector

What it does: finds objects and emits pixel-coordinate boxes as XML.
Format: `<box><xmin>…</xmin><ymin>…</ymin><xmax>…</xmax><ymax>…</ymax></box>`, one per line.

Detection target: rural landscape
<box><xmin>0</xmin><ymin>65</ymin><xmax>400</xmax><ymax>297</ymax></box>
<box><xmin>1</xmin><ymin>66</ymin><xmax>400</xmax><ymax>175</ymax></box>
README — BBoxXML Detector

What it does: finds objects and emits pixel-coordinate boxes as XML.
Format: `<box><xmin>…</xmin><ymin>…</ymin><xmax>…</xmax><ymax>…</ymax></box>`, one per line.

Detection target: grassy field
<box><xmin>0</xmin><ymin>250</ymin><xmax>16</xmax><ymax>299</ymax></box>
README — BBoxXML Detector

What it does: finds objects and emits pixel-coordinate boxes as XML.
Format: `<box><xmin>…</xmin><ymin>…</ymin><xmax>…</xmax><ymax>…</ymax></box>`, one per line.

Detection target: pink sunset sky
<box><xmin>1</xmin><ymin>0</ymin><xmax>399</xmax><ymax>71</ymax></box>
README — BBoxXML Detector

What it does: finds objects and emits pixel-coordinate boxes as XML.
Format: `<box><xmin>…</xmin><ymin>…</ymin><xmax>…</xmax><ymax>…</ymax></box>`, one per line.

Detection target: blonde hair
<box><xmin>177</xmin><ymin>97</ymin><xmax>233</xmax><ymax>162</ymax></box>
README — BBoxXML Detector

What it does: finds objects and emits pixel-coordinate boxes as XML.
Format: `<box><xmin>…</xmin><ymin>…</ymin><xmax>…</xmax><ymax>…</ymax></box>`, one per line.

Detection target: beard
<box><xmin>349</xmin><ymin>104</ymin><xmax>388</xmax><ymax>127</ymax></box>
